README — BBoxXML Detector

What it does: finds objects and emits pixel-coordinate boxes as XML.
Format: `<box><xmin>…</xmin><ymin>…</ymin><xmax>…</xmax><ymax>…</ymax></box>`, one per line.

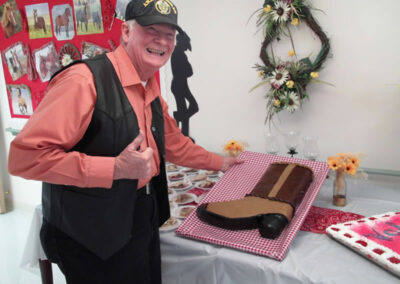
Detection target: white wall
<box><xmin>1</xmin><ymin>0</ymin><xmax>399</xmax><ymax>206</ymax></box>
<box><xmin>164</xmin><ymin>0</ymin><xmax>400</xmax><ymax>172</ymax></box>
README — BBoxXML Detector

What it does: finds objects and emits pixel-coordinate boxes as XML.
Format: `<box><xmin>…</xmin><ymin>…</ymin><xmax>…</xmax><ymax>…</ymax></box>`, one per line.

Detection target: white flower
<box><xmin>286</xmin><ymin>91</ymin><xmax>300</xmax><ymax>113</ymax></box>
<box><xmin>271</xmin><ymin>1</ymin><xmax>291</xmax><ymax>23</ymax></box>
<box><xmin>269</xmin><ymin>68</ymin><xmax>289</xmax><ymax>87</ymax></box>
<box><xmin>61</xmin><ymin>54</ymin><xmax>73</xmax><ymax>66</ymax></box>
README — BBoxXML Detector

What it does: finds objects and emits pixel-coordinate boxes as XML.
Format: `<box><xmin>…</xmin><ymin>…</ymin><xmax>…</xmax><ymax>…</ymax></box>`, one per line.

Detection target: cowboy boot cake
<box><xmin>197</xmin><ymin>162</ymin><xmax>314</xmax><ymax>239</ymax></box>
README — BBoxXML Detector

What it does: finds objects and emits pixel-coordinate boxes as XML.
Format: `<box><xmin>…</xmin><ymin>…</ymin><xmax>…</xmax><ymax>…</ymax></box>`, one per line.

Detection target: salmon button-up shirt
<box><xmin>8</xmin><ymin>45</ymin><xmax>223</xmax><ymax>189</ymax></box>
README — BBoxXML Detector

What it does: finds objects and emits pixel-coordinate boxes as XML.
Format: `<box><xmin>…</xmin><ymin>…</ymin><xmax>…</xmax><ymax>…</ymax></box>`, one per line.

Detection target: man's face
<box><xmin>123</xmin><ymin>22</ymin><xmax>176</xmax><ymax>76</ymax></box>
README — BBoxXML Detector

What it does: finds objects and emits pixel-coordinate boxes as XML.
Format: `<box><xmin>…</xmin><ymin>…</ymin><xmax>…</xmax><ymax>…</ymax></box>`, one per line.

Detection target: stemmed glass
<box><xmin>264</xmin><ymin>132</ymin><xmax>279</xmax><ymax>155</ymax></box>
<box><xmin>283</xmin><ymin>131</ymin><xmax>300</xmax><ymax>157</ymax></box>
<box><xmin>303</xmin><ymin>136</ymin><xmax>319</xmax><ymax>161</ymax></box>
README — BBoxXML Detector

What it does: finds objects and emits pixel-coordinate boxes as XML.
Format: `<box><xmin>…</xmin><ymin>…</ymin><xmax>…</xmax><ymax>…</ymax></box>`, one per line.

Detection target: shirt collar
<box><xmin>111</xmin><ymin>45</ymin><xmax>141</xmax><ymax>87</ymax></box>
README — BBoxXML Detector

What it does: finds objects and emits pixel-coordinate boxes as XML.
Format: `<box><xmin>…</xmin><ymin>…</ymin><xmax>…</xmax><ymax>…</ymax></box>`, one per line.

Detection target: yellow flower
<box><xmin>344</xmin><ymin>163</ymin><xmax>357</xmax><ymax>175</ymax></box>
<box><xmin>234</xmin><ymin>144</ymin><xmax>243</xmax><ymax>151</ymax></box>
<box><xmin>258</xmin><ymin>70</ymin><xmax>264</xmax><ymax>78</ymax></box>
<box><xmin>288</xmin><ymin>50</ymin><xmax>295</xmax><ymax>57</ymax></box>
<box><xmin>273</xmin><ymin>99</ymin><xmax>280</xmax><ymax>107</ymax></box>
<box><xmin>327</xmin><ymin>157</ymin><xmax>340</xmax><ymax>171</ymax></box>
<box><xmin>286</xmin><ymin>80</ymin><xmax>294</xmax><ymax>88</ymax></box>
<box><xmin>224</xmin><ymin>140</ymin><xmax>240</xmax><ymax>151</ymax></box>
<box><xmin>264</xmin><ymin>5</ymin><xmax>271</xmax><ymax>13</ymax></box>
<box><xmin>291</xmin><ymin>18</ymin><xmax>299</xmax><ymax>26</ymax></box>
<box><xmin>223</xmin><ymin>140</ymin><xmax>245</xmax><ymax>157</ymax></box>
<box><xmin>310</xmin><ymin>72</ymin><xmax>319</xmax><ymax>79</ymax></box>
<box><xmin>349</xmin><ymin>155</ymin><xmax>360</xmax><ymax>167</ymax></box>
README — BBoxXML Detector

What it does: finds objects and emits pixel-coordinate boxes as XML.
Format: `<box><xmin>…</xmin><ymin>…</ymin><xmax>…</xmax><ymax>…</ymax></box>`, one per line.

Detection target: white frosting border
<box><xmin>326</xmin><ymin>211</ymin><xmax>400</xmax><ymax>277</ymax></box>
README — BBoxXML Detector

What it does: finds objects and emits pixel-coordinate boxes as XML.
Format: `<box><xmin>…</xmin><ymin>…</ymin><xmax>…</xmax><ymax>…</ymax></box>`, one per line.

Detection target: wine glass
<box><xmin>303</xmin><ymin>136</ymin><xmax>319</xmax><ymax>160</ymax></box>
<box><xmin>283</xmin><ymin>131</ymin><xmax>300</xmax><ymax>157</ymax></box>
<box><xmin>264</xmin><ymin>132</ymin><xmax>279</xmax><ymax>155</ymax></box>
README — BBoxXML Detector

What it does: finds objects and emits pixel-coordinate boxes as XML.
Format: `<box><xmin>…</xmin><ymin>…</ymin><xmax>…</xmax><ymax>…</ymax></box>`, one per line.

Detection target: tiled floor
<box><xmin>0</xmin><ymin>203</ymin><xmax>65</xmax><ymax>284</ymax></box>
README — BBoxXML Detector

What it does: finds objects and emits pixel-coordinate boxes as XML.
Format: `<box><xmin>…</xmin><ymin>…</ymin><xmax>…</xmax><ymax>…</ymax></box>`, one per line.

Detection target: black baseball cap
<box><xmin>125</xmin><ymin>0</ymin><xmax>183</xmax><ymax>34</ymax></box>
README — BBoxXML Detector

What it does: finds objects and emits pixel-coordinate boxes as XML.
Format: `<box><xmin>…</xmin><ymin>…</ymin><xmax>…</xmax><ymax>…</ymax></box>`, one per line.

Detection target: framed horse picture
<box><xmin>73</xmin><ymin>0</ymin><xmax>104</xmax><ymax>35</ymax></box>
<box><xmin>0</xmin><ymin>0</ymin><xmax>22</xmax><ymax>38</ymax></box>
<box><xmin>6</xmin><ymin>84</ymin><xmax>33</xmax><ymax>117</ymax></box>
<box><xmin>81</xmin><ymin>41</ymin><xmax>109</xmax><ymax>59</ymax></box>
<box><xmin>25</xmin><ymin>3</ymin><xmax>52</xmax><ymax>39</ymax></box>
<box><xmin>33</xmin><ymin>42</ymin><xmax>60</xmax><ymax>82</ymax></box>
<box><xmin>2</xmin><ymin>41</ymin><xmax>28</xmax><ymax>81</ymax></box>
<box><xmin>52</xmin><ymin>4</ymin><xmax>75</xmax><ymax>41</ymax></box>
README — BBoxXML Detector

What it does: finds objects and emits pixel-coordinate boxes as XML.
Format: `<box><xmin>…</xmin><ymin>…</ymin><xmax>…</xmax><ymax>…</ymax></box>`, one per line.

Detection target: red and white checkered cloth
<box><xmin>176</xmin><ymin>151</ymin><xmax>329</xmax><ymax>261</ymax></box>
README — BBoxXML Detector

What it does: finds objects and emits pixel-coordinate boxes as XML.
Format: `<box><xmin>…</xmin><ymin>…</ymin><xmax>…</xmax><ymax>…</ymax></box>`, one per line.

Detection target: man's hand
<box><xmin>113</xmin><ymin>131</ymin><xmax>154</xmax><ymax>180</ymax></box>
<box><xmin>221</xmin><ymin>156</ymin><xmax>244</xmax><ymax>172</ymax></box>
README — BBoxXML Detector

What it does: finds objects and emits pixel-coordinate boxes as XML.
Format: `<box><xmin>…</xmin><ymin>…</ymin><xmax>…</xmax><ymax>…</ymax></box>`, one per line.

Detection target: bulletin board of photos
<box><xmin>0</xmin><ymin>0</ymin><xmax>131</xmax><ymax>118</ymax></box>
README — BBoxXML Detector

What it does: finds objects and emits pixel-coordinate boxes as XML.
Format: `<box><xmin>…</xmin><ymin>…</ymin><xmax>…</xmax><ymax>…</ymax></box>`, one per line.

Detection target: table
<box><xmin>21</xmin><ymin>173</ymin><xmax>400</xmax><ymax>283</ymax></box>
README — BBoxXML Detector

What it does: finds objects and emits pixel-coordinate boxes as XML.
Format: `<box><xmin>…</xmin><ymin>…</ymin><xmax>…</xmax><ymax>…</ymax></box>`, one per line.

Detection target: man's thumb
<box><xmin>130</xmin><ymin>130</ymin><xmax>144</xmax><ymax>150</ymax></box>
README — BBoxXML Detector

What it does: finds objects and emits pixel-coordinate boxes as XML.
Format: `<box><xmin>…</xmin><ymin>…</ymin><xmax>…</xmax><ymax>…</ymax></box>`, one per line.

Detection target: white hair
<box><xmin>126</xmin><ymin>19</ymin><xmax>136</xmax><ymax>29</ymax></box>
<box><xmin>120</xmin><ymin>19</ymin><xmax>137</xmax><ymax>45</ymax></box>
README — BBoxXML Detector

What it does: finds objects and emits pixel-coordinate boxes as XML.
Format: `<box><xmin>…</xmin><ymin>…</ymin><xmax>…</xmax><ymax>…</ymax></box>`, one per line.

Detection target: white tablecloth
<box><xmin>21</xmin><ymin>175</ymin><xmax>400</xmax><ymax>283</ymax></box>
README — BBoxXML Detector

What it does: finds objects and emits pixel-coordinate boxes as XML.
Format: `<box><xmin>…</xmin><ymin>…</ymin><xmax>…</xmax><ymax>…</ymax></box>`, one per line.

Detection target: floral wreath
<box><xmin>251</xmin><ymin>0</ymin><xmax>331</xmax><ymax>123</ymax></box>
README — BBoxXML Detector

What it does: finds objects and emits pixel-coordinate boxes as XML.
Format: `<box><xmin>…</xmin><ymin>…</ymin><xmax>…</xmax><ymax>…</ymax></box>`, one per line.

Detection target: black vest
<box><xmin>42</xmin><ymin>54</ymin><xmax>170</xmax><ymax>259</ymax></box>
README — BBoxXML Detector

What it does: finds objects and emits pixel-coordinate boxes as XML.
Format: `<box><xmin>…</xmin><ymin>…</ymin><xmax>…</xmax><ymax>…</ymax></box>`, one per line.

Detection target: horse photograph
<box><xmin>2</xmin><ymin>42</ymin><xmax>28</xmax><ymax>81</ymax></box>
<box><xmin>7</xmin><ymin>84</ymin><xmax>33</xmax><ymax>117</ymax></box>
<box><xmin>81</xmin><ymin>41</ymin><xmax>109</xmax><ymax>59</ymax></box>
<box><xmin>74</xmin><ymin>0</ymin><xmax>103</xmax><ymax>35</ymax></box>
<box><xmin>25</xmin><ymin>3</ymin><xmax>52</xmax><ymax>39</ymax></box>
<box><xmin>52</xmin><ymin>4</ymin><xmax>74</xmax><ymax>40</ymax></box>
<box><xmin>0</xmin><ymin>0</ymin><xmax>22</xmax><ymax>38</ymax></box>
<box><xmin>33</xmin><ymin>42</ymin><xmax>60</xmax><ymax>82</ymax></box>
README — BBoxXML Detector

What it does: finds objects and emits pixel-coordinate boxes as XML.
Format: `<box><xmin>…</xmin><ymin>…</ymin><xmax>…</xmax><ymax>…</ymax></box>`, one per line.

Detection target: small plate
<box><xmin>159</xmin><ymin>217</ymin><xmax>181</xmax><ymax>232</ymax></box>
<box><xmin>196</xmin><ymin>179</ymin><xmax>216</xmax><ymax>190</ymax></box>
<box><xmin>172</xmin><ymin>192</ymin><xmax>197</xmax><ymax>205</ymax></box>
<box><xmin>196</xmin><ymin>193</ymin><xmax>206</xmax><ymax>203</ymax></box>
<box><xmin>168</xmin><ymin>180</ymin><xmax>193</xmax><ymax>191</ymax></box>
<box><xmin>171</xmin><ymin>205</ymin><xmax>196</xmax><ymax>219</ymax></box>
<box><xmin>169</xmin><ymin>200</ymin><xmax>177</xmax><ymax>210</ymax></box>
<box><xmin>168</xmin><ymin>188</ymin><xmax>176</xmax><ymax>200</ymax></box>
<box><xmin>203</xmin><ymin>170</ymin><xmax>221</xmax><ymax>178</ymax></box>
<box><xmin>166</xmin><ymin>164</ymin><xmax>180</xmax><ymax>172</ymax></box>
<box><xmin>190</xmin><ymin>174</ymin><xmax>208</xmax><ymax>183</ymax></box>
<box><xmin>181</xmin><ymin>167</ymin><xmax>199</xmax><ymax>175</ymax></box>
<box><xmin>168</xmin><ymin>172</ymin><xmax>185</xmax><ymax>181</ymax></box>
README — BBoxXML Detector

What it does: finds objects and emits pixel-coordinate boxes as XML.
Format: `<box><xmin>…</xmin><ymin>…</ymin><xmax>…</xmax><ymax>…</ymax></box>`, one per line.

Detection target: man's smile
<box><xmin>146</xmin><ymin>48</ymin><xmax>165</xmax><ymax>56</ymax></box>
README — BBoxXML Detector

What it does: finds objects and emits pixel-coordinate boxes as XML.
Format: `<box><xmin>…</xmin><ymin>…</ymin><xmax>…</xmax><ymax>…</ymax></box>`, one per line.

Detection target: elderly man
<box><xmin>8</xmin><ymin>0</ymin><xmax>241</xmax><ymax>283</ymax></box>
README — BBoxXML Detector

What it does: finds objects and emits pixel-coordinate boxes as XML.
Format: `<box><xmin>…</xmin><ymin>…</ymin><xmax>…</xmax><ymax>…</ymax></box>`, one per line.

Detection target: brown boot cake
<box><xmin>196</xmin><ymin>162</ymin><xmax>314</xmax><ymax>239</ymax></box>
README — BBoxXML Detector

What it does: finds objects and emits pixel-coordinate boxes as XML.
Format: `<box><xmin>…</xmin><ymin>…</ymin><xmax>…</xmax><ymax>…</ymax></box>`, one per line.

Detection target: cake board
<box><xmin>176</xmin><ymin>151</ymin><xmax>329</xmax><ymax>260</ymax></box>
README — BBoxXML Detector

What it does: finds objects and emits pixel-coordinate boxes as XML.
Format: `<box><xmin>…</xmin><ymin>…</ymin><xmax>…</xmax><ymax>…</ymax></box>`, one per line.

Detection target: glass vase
<box><xmin>333</xmin><ymin>169</ymin><xmax>347</xmax><ymax>206</ymax></box>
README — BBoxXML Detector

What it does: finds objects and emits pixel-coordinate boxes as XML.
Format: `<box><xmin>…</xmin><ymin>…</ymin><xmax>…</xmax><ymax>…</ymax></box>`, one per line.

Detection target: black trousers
<box><xmin>40</xmin><ymin>193</ymin><xmax>161</xmax><ymax>284</ymax></box>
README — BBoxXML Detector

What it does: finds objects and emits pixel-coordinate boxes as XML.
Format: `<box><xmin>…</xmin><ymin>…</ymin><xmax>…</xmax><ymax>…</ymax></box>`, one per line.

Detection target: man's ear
<box><xmin>121</xmin><ymin>22</ymin><xmax>130</xmax><ymax>44</ymax></box>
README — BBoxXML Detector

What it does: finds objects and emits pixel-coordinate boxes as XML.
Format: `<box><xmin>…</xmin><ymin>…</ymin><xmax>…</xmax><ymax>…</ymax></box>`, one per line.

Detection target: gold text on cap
<box><xmin>143</xmin><ymin>0</ymin><xmax>154</xmax><ymax>7</ymax></box>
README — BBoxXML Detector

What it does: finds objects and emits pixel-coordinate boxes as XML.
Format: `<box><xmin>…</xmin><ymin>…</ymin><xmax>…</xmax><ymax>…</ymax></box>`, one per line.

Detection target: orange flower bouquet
<box><xmin>327</xmin><ymin>153</ymin><xmax>366</xmax><ymax>206</ymax></box>
<box><xmin>327</xmin><ymin>153</ymin><xmax>360</xmax><ymax>176</ymax></box>
<box><xmin>223</xmin><ymin>140</ymin><xmax>248</xmax><ymax>157</ymax></box>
